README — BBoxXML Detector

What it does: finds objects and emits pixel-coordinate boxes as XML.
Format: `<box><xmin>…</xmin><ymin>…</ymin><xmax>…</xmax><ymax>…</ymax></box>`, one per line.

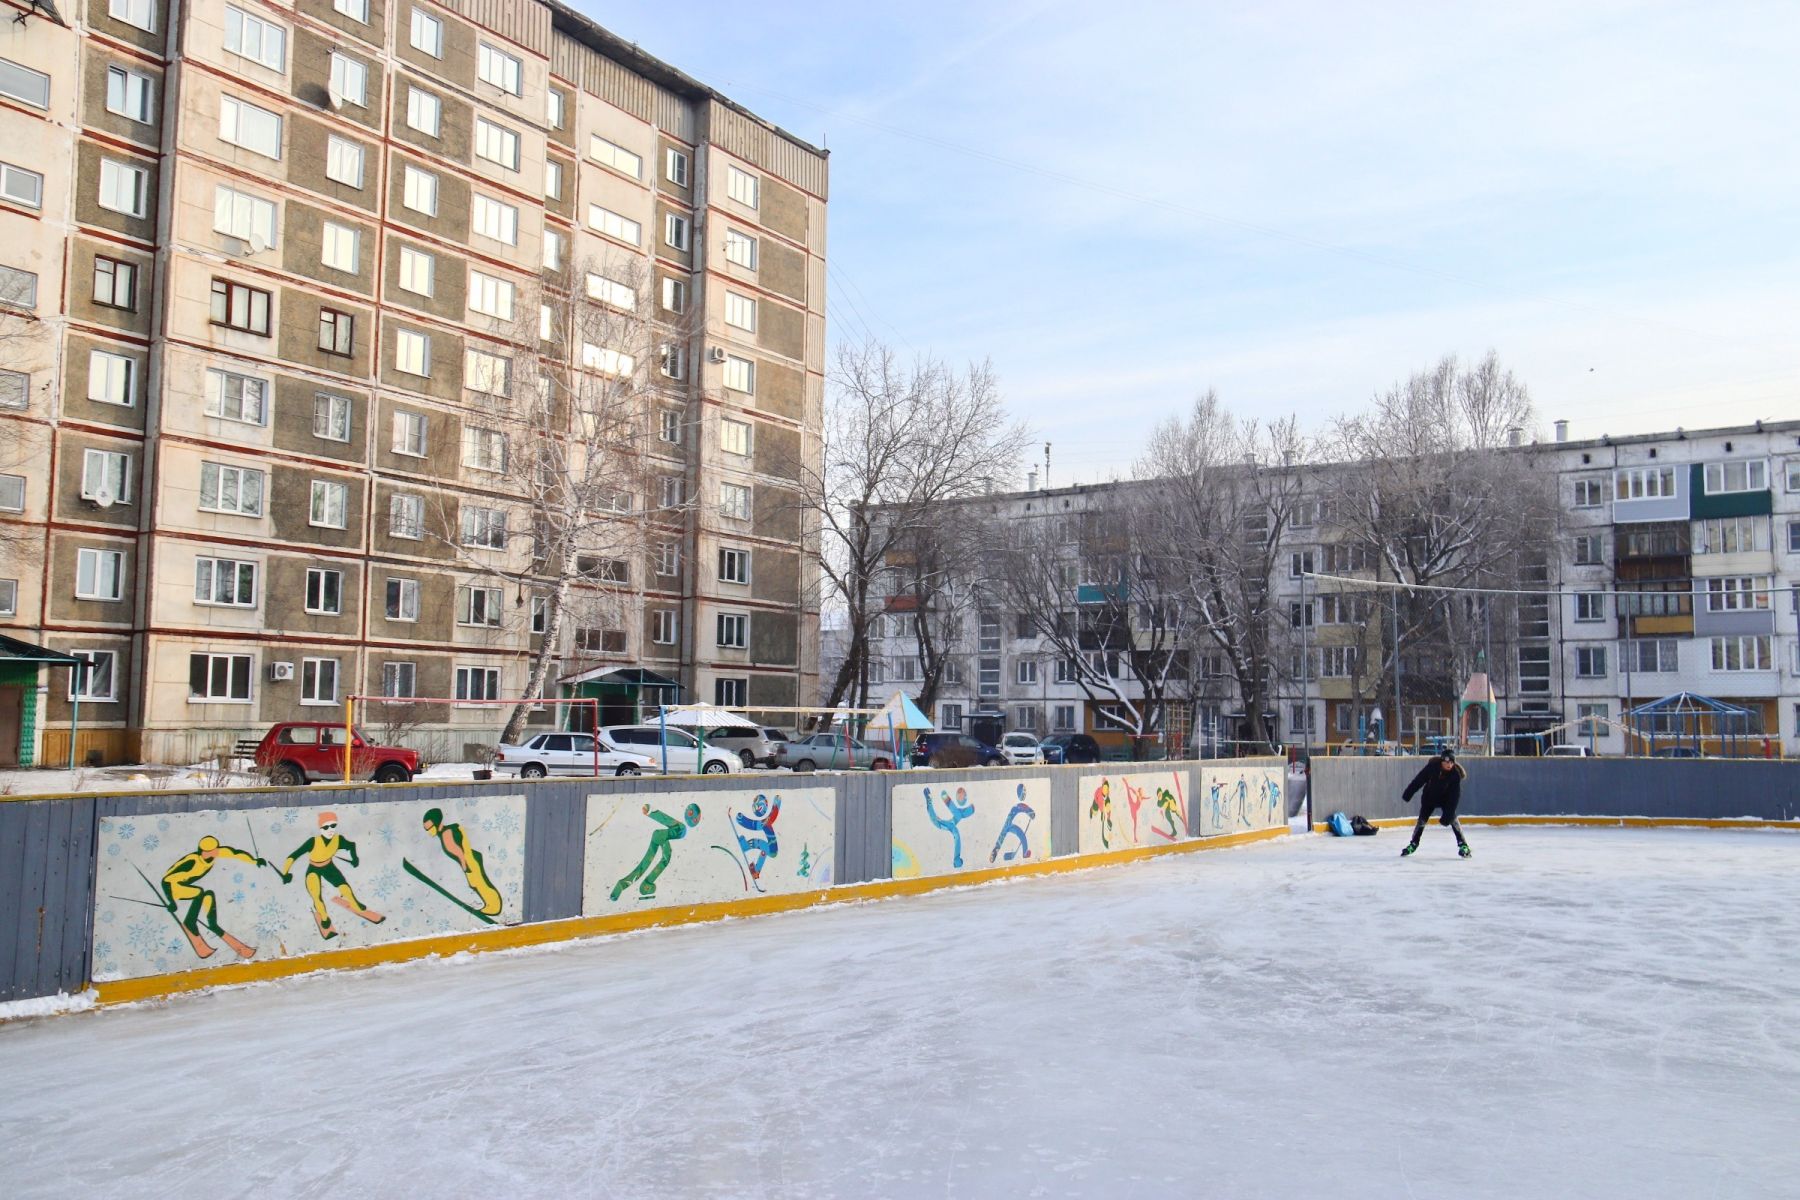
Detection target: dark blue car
<box><xmin>911</xmin><ymin>732</ymin><xmax>1006</xmax><ymax>767</ymax></box>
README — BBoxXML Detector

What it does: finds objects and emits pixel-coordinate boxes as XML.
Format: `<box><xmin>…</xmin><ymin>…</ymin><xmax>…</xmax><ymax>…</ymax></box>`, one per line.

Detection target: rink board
<box><xmin>581</xmin><ymin>787</ymin><xmax>836</xmax><ymax>915</ymax></box>
<box><xmin>1196</xmin><ymin>762</ymin><xmax>1286</xmax><ymax>837</ymax></box>
<box><xmin>90</xmin><ymin>796</ymin><xmax>527</xmax><ymax>981</ymax></box>
<box><xmin>1077</xmin><ymin>770</ymin><xmax>1192</xmax><ymax>854</ymax></box>
<box><xmin>889</xmin><ymin>778</ymin><xmax>1051</xmax><ymax>879</ymax></box>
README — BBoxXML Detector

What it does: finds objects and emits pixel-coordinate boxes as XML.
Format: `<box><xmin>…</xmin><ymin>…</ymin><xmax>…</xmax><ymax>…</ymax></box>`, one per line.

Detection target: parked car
<box><xmin>1651</xmin><ymin>746</ymin><xmax>1704</xmax><ymax>759</ymax></box>
<box><xmin>599</xmin><ymin>726</ymin><xmax>737</xmax><ymax>774</ymax></box>
<box><xmin>1544</xmin><ymin>744</ymin><xmax>1593</xmax><ymax>758</ymax></box>
<box><xmin>910</xmin><ymin>732</ymin><xmax>1006</xmax><ymax>768</ymax></box>
<box><xmin>692</xmin><ymin>725</ymin><xmax>783</xmax><ymax>769</ymax></box>
<box><xmin>777</xmin><ymin>732</ymin><xmax>896</xmax><ymax>772</ymax></box>
<box><xmin>998</xmin><ymin>732</ymin><xmax>1044</xmax><ymax>765</ymax></box>
<box><xmin>493</xmin><ymin>732</ymin><xmax>654</xmax><ymax>778</ymax></box>
<box><xmin>253</xmin><ymin>722</ymin><xmax>420</xmax><ymax>786</ymax></box>
<box><xmin>1039</xmin><ymin>733</ymin><xmax>1102</xmax><ymax>765</ymax></box>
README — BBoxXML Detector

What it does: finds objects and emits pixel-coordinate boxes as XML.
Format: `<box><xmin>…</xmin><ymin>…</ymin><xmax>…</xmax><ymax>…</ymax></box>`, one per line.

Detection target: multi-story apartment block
<box><xmin>0</xmin><ymin>0</ymin><xmax>825</xmax><ymax>765</ymax></box>
<box><xmin>865</xmin><ymin>419</ymin><xmax>1800</xmax><ymax>757</ymax></box>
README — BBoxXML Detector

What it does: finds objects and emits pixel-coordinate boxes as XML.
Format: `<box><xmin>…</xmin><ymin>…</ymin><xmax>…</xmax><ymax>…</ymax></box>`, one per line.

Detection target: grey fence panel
<box><xmin>522</xmin><ymin>783</ymin><xmax>586</xmax><ymax>923</ymax></box>
<box><xmin>1</xmin><ymin>800</ymin><xmax>94</xmax><ymax>1003</ymax></box>
<box><xmin>1050</xmin><ymin>766</ymin><xmax>1079</xmax><ymax>857</ymax></box>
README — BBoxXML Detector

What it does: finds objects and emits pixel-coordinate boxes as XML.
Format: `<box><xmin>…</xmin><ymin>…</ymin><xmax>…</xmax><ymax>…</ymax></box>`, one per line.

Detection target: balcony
<box><xmin>1616</xmin><ymin>584</ymin><xmax>1692</xmax><ymax>638</ymax></box>
<box><xmin>1614</xmin><ymin>522</ymin><xmax>1689</xmax><ymax>561</ymax></box>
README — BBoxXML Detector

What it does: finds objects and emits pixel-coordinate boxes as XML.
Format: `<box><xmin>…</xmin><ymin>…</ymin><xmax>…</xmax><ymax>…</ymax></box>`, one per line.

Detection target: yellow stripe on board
<box><xmin>1310</xmin><ymin>815</ymin><xmax>1800</xmax><ymax>833</ymax></box>
<box><xmin>91</xmin><ymin>826</ymin><xmax>1290</xmax><ymax>1007</ymax></box>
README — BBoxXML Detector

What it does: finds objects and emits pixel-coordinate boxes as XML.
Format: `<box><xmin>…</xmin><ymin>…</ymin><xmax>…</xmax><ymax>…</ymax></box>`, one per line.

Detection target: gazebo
<box><xmin>1626</xmin><ymin>692</ymin><xmax>1760</xmax><ymax>758</ymax></box>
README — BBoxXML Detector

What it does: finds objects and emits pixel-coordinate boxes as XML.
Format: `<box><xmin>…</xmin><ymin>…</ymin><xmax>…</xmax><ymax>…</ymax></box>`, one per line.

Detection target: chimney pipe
<box><xmin>1027</xmin><ymin>468</ymin><xmax>1038</xmax><ymax>491</ymax></box>
<box><xmin>1506</xmin><ymin>426</ymin><xmax>1522</xmax><ymax>447</ymax></box>
<box><xmin>1553</xmin><ymin>420</ymin><xmax>1569</xmax><ymax>443</ymax></box>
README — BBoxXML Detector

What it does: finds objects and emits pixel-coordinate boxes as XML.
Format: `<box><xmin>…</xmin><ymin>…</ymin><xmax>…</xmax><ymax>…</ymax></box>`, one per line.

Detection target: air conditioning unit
<box><xmin>268</xmin><ymin>661</ymin><xmax>295</xmax><ymax>682</ymax></box>
<box><xmin>706</xmin><ymin>347</ymin><xmax>727</xmax><ymax>364</ymax></box>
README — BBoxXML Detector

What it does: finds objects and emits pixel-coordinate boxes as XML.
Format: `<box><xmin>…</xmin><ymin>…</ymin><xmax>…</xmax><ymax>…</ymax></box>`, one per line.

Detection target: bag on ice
<box><xmin>1328</xmin><ymin>811</ymin><xmax>1355</xmax><ymax>837</ymax></box>
<box><xmin>1349</xmin><ymin>815</ymin><xmax>1379</xmax><ymax>836</ymax></box>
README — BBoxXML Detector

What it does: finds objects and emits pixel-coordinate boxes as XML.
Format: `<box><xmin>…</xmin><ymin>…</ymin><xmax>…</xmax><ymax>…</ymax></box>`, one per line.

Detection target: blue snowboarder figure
<box><xmin>926</xmin><ymin>786</ymin><xmax>975</xmax><ymax>868</ymax></box>
<box><xmin>732</xmin><ymin>794</ymin><xmax>781</xmax><ymax>884</ymax></box>
<box><xmin>1261</xmin><ymin>776</ymin><xmax>1282</xmax><ymax>822</ymax></box>
<box><xmin>989</xmin><ymin>784</ymin><xmax>1035</xmax><ymax>863</ymax></box>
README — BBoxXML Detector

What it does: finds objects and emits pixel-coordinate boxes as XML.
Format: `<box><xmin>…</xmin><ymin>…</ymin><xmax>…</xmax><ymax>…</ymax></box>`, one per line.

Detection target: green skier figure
<box><xmin>610</xmin><ymin>802</ymin><xmax>702</xmax><ymax>901</ymax></box>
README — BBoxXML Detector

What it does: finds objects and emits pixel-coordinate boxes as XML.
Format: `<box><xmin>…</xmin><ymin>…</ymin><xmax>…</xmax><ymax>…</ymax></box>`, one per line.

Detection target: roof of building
<box><xmin>0</xmin><ymin>635</ymin><xmax>82</xmax><ymax>665</ymax></box>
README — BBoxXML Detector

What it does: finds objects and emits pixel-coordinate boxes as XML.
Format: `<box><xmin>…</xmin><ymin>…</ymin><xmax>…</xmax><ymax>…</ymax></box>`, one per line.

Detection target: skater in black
<box><xmin>1400</xmin><ymin>749</ymin><xmax>1471</xmax><ymax>858</ymax></box>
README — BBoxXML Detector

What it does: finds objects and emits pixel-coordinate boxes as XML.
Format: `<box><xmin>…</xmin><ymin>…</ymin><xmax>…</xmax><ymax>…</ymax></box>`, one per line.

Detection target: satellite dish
<box><xmin>246</xmin><ymin>232</ymin><xmax>268</xmax><ymax>255</ymax></box>
<box><xmin>92</xmin><ymin>485</ymin><xmax>116</xmax><ymax>510</ymax></box>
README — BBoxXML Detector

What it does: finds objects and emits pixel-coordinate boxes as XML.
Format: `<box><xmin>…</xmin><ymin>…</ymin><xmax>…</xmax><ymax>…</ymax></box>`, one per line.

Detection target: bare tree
<box><xmin>797</xmin><ymin>343</ymin><xmax>1027</xmax><ymax>715</ymax></box>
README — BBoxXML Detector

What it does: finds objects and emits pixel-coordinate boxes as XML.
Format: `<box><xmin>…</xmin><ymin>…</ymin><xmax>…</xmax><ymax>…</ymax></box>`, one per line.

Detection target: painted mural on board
<box><xmin>1196</xmin><ymin>761</ymin><xmax>1286</xmax><ymax>836</ymax></box>
<box><xmin>890</xmin><ymin>779</ymin><xmax>1051</xmax><ymax>879</ymax></box>
<box><xmin>581</xmin><ymin>788</ymin><xmax>836</xmax><ymax>914</ymax></box>
<box><xmin>91</xmin><ymin>797</ymin><xmax>528</xmax><ymax>980</ymax></box>
<box><xmin>1076</xmin><ymin>770</ymin><xmax>1190</xmax><ymax>855</ymax></box>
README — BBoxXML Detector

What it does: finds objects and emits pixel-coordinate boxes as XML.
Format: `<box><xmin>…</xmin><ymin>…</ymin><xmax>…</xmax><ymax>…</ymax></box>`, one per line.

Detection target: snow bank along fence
<box><xmin>1310</xmin><ymin>756</ymin><xmax>1800</xmax><ymax>826</ymax></box>
<box><xmin>0</xmin><ymin>759</ymin><xmax>1290</xmax><ymax>1006</ymax></box>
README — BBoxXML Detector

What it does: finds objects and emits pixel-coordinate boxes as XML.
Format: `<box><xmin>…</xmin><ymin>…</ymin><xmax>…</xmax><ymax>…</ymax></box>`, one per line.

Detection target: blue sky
<box><xmin>579</xmin><ymin>0</ymin><xmax>1800</xmax><ymax>482</ymax></box>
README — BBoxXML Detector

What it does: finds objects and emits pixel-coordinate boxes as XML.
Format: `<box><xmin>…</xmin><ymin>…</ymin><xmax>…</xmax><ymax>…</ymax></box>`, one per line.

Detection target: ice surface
<box><xmin>3</xmin><ymin>828</ymin><xmax>1798</xmax><ymax>1198</ymax></box>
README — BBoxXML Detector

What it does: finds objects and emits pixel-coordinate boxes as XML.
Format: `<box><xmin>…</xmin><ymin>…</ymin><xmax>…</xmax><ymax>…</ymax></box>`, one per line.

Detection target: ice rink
<box><xmin>3</xmin><ymin>826</ymin><xmax>1798</xmax><ymax>1199</ymax></box>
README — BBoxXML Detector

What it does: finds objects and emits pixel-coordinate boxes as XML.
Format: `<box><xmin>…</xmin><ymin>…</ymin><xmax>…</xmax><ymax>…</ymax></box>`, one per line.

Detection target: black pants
<box><xmin>1410</xmin><ymin>802</ymin><xmax>1467</xmax><ymax>846</ymax></box>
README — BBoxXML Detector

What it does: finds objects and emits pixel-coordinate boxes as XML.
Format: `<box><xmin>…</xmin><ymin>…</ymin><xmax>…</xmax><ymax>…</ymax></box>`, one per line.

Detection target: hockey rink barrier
<box><xmin>0</xmin><ymin>758</ymin><xmax>1288</xmax><ymax>1006</ymax></box>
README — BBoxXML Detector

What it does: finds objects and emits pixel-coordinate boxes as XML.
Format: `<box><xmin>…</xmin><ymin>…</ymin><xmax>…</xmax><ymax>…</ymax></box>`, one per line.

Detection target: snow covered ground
<box><xmin>2</xmin><ymin>828</ymin><xmax>1797</xmax><ymax>1198</ymax></box>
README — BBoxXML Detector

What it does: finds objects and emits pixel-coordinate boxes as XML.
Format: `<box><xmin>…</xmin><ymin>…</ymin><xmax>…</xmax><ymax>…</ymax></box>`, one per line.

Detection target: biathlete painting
<box><xmin>280</xmin><ymin>811</ymin><xmax>385</xmax><ymax>940</ymax></box>
<box><xmin>157</xmin><ymin>836</ymin><xmax>264</xmax><ymax>960</ymax></box>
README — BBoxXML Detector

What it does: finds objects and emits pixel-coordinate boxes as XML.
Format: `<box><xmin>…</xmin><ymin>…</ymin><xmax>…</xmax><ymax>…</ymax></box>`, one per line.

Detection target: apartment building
<box><xmin>0</xmin><ymin>0</ymin><xmax>825</xmax><ymax>765</ymax></box>
<box><xmin>864</xmin><ymin>419</ymin><xmax>1800</xmax><ymax>756</ymax></box>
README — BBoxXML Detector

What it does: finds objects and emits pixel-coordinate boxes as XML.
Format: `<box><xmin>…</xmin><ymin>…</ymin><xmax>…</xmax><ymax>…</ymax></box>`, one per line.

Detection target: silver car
<box><xmin>493</xmin><ymin>732</ymin><xmax>654</xmax><ymax>778</ymax></box>
<box><xmin>694</xmin><ymin>725</ymin><xmax>784</xmax><ymax>768</ymax></box>
<box><xmin>600</xmin><ymin>726</ymin><xmax>738</xmax><ymax>774</ymax></box>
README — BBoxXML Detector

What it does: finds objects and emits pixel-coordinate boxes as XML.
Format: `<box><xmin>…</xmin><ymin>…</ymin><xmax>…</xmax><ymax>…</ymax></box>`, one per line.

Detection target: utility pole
<box><xmin>1391</xmin><ymin>583</ymin><xmax>1404</xmax><ymax>750</ymax></box>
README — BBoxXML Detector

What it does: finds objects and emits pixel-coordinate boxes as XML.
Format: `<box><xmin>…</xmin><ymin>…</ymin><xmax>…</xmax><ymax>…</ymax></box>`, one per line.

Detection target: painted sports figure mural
<box><xmin>892</xmin><ymin>778</ymin><xmax>1051</xmax><ymax>879</ymax></box>
<box><xmin>1196</xmin><ymin>761</ymin><xmax>1286</xmax><ymax>837</ymax></box>
<box><xmin>1078</xmin><ymin>771</ymin><xmax>1188</xmax><ymax>854</ymax></box>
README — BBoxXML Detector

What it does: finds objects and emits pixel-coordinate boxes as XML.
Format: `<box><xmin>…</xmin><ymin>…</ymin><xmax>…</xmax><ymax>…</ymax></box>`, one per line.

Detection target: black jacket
<box><xmin>1403</xmin><ymin>760</ymin><xmax>1466</xmax><ymax>808</ymax></box>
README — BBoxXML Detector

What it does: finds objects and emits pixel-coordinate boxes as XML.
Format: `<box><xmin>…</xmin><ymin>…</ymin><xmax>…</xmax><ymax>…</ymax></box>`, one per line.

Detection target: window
<box><xmin>406</xmin><ymin>86</ymin><xmax>440</xmax><ymax>137</ymax></box>
<box><xmin>658</xmin><ymin>342</ymin><xmax>685</xmax><ymax>380</ymax></box>
<box><xmin>1572</xmin><ymin>478</ymin><xmax>1605</xmax><ymax>508</ymax></box>
<box><xmin>722</xmin><ymin>355</ymin><xmax>755</xmax><ymax>393</ymax></box>
<box><xmin>1703</xmin><ymin>460</ymin><xmax>1767</xmax><ymax>495</ymax></box>
<box><xmin>725</xmin><ymin>164</ymin><xmax>759</xmax><ymax>207</ymax></box>
<box><xmin>1703</xmin><ymin>576</ymin><xmax>1770</xmax><ymax>613</ymax></box>
<box><xmin>1572</xmin><ymin>533</ymin><xmax>1604</xmax><ymax>566</ymax></box>
<box><xmin>544</xmin><ymin>160</ymin><xmax>562</xmax><ymax>200</ymax></box>
<box><xmin>1694</xmin><ymin>517</ymin><xmax>1769</xmax><ymax>555</ymax></box>
<box><xmin>455</xmin><ymin>666</ymin><xmax>500</xmax><ymax>702</ymax></box>
<box><xmin>98</xmin><ymin>158</ymin><xmax>149</xmax><ymax>218</ymax></box>
<box><xmin>659</xmin><ymin>409</ymin><xmax>683</xmax><ymax>445</ymax></box>
<box><xmin>1016</xmin><ymin>659</ymin><xmax>1038</xmax><ymax>685</ymax></box>
<box><xmin>662</xmin><ymin>277</ymin><xmax>687</xmax><ymax>313</ymax></box>
<box><xmin>719</xmin><ymin>547</ymin><xmax>749</xmax><ymax>585</ymax></box>
<box><xmin>1710</xmin><ymin>636</ymin><xmax>1772</xmax><ymax>672</ymax></box>
<box><xmin>654</xmin><ymin>541</ymin><xmax>680</xmax><ymax>577</ymax></box>
<box><xmin>1574</xmin><ymin>703</ymin><xmax>1609</xmax><ymax>738</ymax></box>
<box><xmin>224</xmin><ymin>7</ymin><xmax>286</xmax><ymax>70</ymax></box>
<box><xmin>719</xmin><ymin>482</ymin><xmax>751</xmax><ymax>520</ymax></box>
<box><xmin>318</xmin><ymin>308</ymin><xmax>355</xmax><ymax>356</ymax></box>
<box><xmin>409</xmin><ymin>9</ymin><xmax>443</xmax><ymax>57</ymax></box>
<box><xmin>1517</xmin><ymin>645</ymin><xmax>1551</xmax><ymax>694</ymax></box>
<box><xmin>76</xmin><ymin>548</ymin><xmax>124</xmax><ymax>600</ymax></box>
<box><xmin>457</xmin><ymin>584</ymin><xmax>503</xmax><ymax>627</ymax></box>
<box><xmin>386</xmin><ymin>248</ymin><xmax>433</xmax><ymax>301</ymax></box>
<box><xmin>309</xmin><ymin>479</ymin><xmax>348</xmax><ymax>528</ymax></box>
<box><xmin>461</xmin><ymin>505</ymin><xmax>506</xmax><ymax>549</ymax></box>
<box><xmin>1624</xmin><ymin>638</ymin><xmax>1680</xmax><ymax>674</ymax></box>
<box><xmin>326</xmin><ymin>136</ymin><xmax>365</xmax><ymax>187</ymax></box>
<box><xmin>301</xmin><ymin>658</ymin><xmax>339</xmax><ymax>705</ymax></box>
<box><xmin>0</xmin><ymin>162</ymin><xmax>43</xmax><ymax>209</ymax></box>
<box><xmin>0</xmin><ymin>265</ymin><xmax>35</xmax><ymax>310</ymax></box>
<box><xmin>220</xmin><ymin>95</ymin><xmax>283</xmax><ymax>158</ymax></box>
<box><xmin>92</xmin><ymin>256</ymin><xmax>138</xmax><ymax>310</ymax></box>
<box><xmin>478</xmin><ymin>43</ymin><xmax>522</xmax><ymax>95</ymax></box>
<box><xmin>589</xmin><ymin>204</ymin><xmax>641</xmax><ymax>246</ymax></box>
<box><xmin>313</xmin><ymin>393</ymin><xmax>351</xmax><ymax>442</ymax></box>
<box><xmin>651</xmin><ymin>609</ymin><xmax>678</xmax><ymax>645</ymax></box>
<box><xmin>199</xmin><ymin>462</ymin><xmax>265</xmax><ymax>516</ymax></box>
<box><xmin>1785</xmin><ymin>460</ymin><xmax>1800</xmax><ymax>493</ymax></box>
<box><xmin>542</xmin><ymin>229</ymin><xmax>563</xmax><ymax>271</ymax></box>
<box><xmin>468</xmin><ymin>271</ymin><xmax>514</xmax><ymax>319</ymax></box>
<box><xmin>472</xmin><ymin>195</ymin><xmax>518</xmax><ymax>245</ymax></box>
<box><xmin>0</xmin><ymin>370</ymin><xmax>26</xmax><ymax>410</ymax></box>
<box><xmin>305</xmin><ymin>568</ymin><xmax>342</xmax><ymax>614</ymax></box>
<box><xmin>0</xmin><ymin>474</ymin><xmax>25</xmax><ymax>512</ymax></box>
<box><xmin>329</xmin><ymin>53</ymin><xmax>367</xmax><ymax>106</ymax></box>
<box><xmin>462</xmin><ymin>425</ymin><xmax>507</xmax><ymax>472</ymax></box>
<box><xmin>333</xmin><ymin>0</ymin><xmax>369</xmax><ymax>21</ymax></box>
<box><xmin>1288</xmin><ymin>601</ymin><xmax>1314</xmax><ymax>628</ymax></box>
<box><xmin>214</xmin><ymin>185</ymin><xmax>276</xmax><ymax>247</ymax></box>
<box><xmin>321</xmin><ymin>222</ymin><xmax>360</xmax><ymax>274</ymax></box>
<box><xmin>385</xmin><ymin>577</ymin><xmax>419</xmax><ymax>621</ymax></box>
<box><xmin>724</xmin><ymin>228</ymin><xmax>758</xmax><ymax>269</ymax></box>
<box><xmin>714</xmin><ymin>678</ymin><xmax>747</xmax><ymax>708</ymax></box>
<box><xmin>581</xmin><ymin>343</ymin><xmax>633</xmax><ymax>376</ymax></box>
<box><xmin>0</xmin><ymin>578</ymin><xmax>14</xmax><ymax>616</ymax></box>
<box><xmin>395</xmin><ymin>330</ymin><xmax>431</xmax><ymax>376</ymax></box>
<box><xmin>189</xmin><ymin>653</ymin><xmax>253</xmax><ymax>702</ymax></box>
<box><xmin>1574</xmin><ymin>646</ymin><xmax>1608</xmax><ymax>678</ymax></box>
<box><xmin>392</xmin><ymin>410</ymin><xmax>428</xmax><ymax>456</ymax></box>
<box><xmin>199</xmin><ymin>371</ymin><xmax>268</xmax><ymax>430</ymax></box>
<box><xmin>664</xmin><ymin>213</ymin><xmax>690</xmax><ymax>251</ymax></box>
<box><xmin>719</xmin><ymin>418</ymin><xmax>751</xmax><ymax>457</ymax></box>
<box><xmin>81</xmin><ymin>449</ymin><xmax>131</xmax><ymax>504</ymax></box>
<box><xmin>1320</xmin><ymin>646</ymin><xmax>1358</xmax><ymax>677</ymax></box>
<box><xmin>586</xmin><ymin>272</ymin><xmax>635</xmax><ymax>310</ymax></box>
<box><xmin>1288</xmin><ymin>549</ymin><xmax>1315</xmax><ymax>579</ymax></box>
<box><xmin>655</xmin><ymin>477</ymin><xmax>682</xmax><ymax>512</ymax></box>
<box><xmin>194</xmin><ymin>556</ymin><xmax>258</xmax><ymax>607</ymax></box>
<box><xmin>575</xmin><ymin>627</ymin><xmax>627</xmax><ymax>654</ymax></box>
<box><xmin>589</xmin><ymin>136</ymin><xmax>641</xmax><ymax>178</ymax></box>
<box><xmin>546</xmin><ymin>89</ymin><xmax>564</xmax><ymax>129</ymax></box>
<box><xmin>0</xmin><ymin>58</ymin><xmax>49</xmax><ymax>109</ymax></box>
<box><xmin>464</xmin><ymin>349</ymin><xmax>511</xmax><ymax>396</ymax></box>
<box><xmin>580</xmin><ymin>555</ymin><xmax>629</xmax><ymax>583</ymax></box>
<box><xmin>101</xmin><ymin>67</ymin><xmax>154</xmax><ymax>128</ymax></box>
<box><xmin>475</xmin><ymin>118</ymin><xmax>520</xmax><ymax>171</ymax></box>
<box><xmin>1614</xmin><ymin>466</ymin><xmax>1677</xmax><ymax>501</ymax></box>
<box><xmin>1789</xmin><ymin>520</ymin><xmax>1800</xmax><ymax>554</ymax></box>
<box><xmin>724</xmin><ymin>292</ymin><xmax>757</xmax><ymax>332</ymax></box>
<box><xmin>402</xmin><ymin>165</ymin><xmax>438</xmax><ymax>216</ymax></box>
<box><xmin>1574</xmin><ymin>592</ymin><xmax>1606</xmax><ymax>622</ymax></box>
<box><xmin>70</xmin><ymin>650</ymin><xmax>118</xmax><ymax>702</ymax></box>
<box><xmin>716</xmin><ymin>613</ymin><xmax>748</xmax><ymax>649</ymax></box>
<box><xmin>88</xmin><ymin>351</ymin><xmax>135</xmax><ymax>407</ymax></box>
<box><xmin>388</xmin><ymin>493</ymin><xmax>423</xmax><ymax>538</ymax></box>
<box><xmin>210</xmin><ymin>278</ymin><xmax>271</xmax><ymax>335</ymax></box>
<box><xmin>382</xmin><ymin>661</ymin><xmax>417</xmax><ymax>697</ymax></box>
<box><xmin>665</xmin><ymin>148</ymin><xmax>689</xmax><ymax>186</ymax></box>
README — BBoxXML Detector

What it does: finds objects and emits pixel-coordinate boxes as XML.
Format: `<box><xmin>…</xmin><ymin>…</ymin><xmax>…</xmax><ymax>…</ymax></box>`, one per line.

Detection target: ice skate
<box><xmin>1459</xmin><ymin>844</ymin><xmax>1473</xmax><ymax>859</ymax></box>
<box><xmin>1400</xmin><ymin>843</ymin><xmax>1418</xmax><ymax>857</ymax></box>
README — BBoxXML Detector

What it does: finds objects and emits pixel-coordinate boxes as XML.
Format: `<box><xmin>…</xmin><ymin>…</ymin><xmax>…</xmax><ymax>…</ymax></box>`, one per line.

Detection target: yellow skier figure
<box><xmin>281</xmin><ymin>811</ymin><xmax>385</xmax><ymax>940</ymax></box>
<box><xmin>161</xmin><ymin>836</ymin><xmax>262</xmax><ymax>960</ymax></box>
<box><xmin>421</xmin><ymin>808</ymin><xmax>502</xmax><ymax>917</ymax></box>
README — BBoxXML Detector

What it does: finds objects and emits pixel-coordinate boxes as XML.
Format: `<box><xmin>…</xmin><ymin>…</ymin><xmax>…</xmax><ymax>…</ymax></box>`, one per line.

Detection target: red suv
<box><xmin>254</xmin><ymin>723</ymin><xmax>420</xmax><ymax>785</ymax></box>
